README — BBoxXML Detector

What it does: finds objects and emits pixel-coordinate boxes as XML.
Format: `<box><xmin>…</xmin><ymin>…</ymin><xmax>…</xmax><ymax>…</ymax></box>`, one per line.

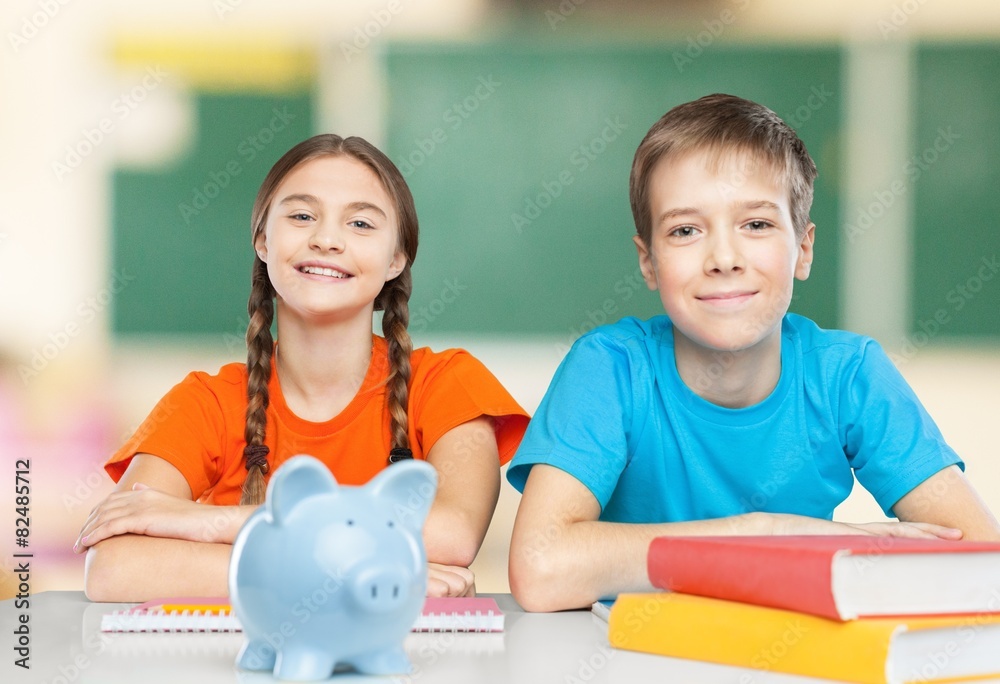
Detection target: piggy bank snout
<box><xmin>351</xmin><ymin>565</ymin><xmax>411</xmax><ymax>613</ymax></box>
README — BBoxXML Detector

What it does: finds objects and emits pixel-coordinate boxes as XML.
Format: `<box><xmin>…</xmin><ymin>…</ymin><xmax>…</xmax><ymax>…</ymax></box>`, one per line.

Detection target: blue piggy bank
<box><xmin>229</xmin><ymin>455</ymin><xmax>437</xmax><ymax>680</ymax></box>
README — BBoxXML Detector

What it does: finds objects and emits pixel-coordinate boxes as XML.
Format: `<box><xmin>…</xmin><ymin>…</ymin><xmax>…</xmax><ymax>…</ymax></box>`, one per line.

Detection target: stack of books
<box><xmin>602</xmin><ymin>535</ymin><xmax>1000</xmax><ymax>684</ymax></box>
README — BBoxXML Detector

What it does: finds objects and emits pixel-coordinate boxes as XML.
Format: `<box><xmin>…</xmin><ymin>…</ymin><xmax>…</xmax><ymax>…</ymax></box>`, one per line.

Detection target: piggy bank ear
<box><xmin>368</xmin><ymin>459</ymin><xmax>438</xmax><ymax>532</ymax></box>
<box><xmin>266</xmin><ymin>455</ymin><xmax>338</xmax><ymax>524</ymax></box>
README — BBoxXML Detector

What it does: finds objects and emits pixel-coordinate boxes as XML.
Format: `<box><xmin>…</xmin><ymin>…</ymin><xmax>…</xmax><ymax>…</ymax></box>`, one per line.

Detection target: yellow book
<box><xmin>608</xmin><ymin>593</ymin><xmax>1000</xmax><ymax>684</ymax></box>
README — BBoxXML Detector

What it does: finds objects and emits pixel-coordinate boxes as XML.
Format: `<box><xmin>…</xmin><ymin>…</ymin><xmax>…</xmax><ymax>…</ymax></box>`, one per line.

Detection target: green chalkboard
<box><xmin>112</xmin><ymin>93</ymin><xmax>313</xmax><ymax>335</ymax></box>
<box><xmin>911</xmin><ymin>45</ymin><xmax>1000</xmax><ymax>340</ymax></box>
<box><xmin>385</xmin><ymin>42</ymin><xmax>843</xmax><ymax>337</ymax></box>
<box><xmin>110</xmin><ymin>45</ymin><xmax>844</xmax><ymax>339</ymax></box>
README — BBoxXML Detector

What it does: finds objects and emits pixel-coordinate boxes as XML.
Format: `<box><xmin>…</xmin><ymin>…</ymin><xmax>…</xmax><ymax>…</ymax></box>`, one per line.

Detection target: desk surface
<box><xmin>2</xmin><ymin>592</ymin><xmax>831</xmax><ymax>684</ymax></box>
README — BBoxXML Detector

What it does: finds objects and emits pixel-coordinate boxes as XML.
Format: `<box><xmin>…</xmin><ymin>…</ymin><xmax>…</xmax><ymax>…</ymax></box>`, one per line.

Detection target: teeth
<box><xmin>301</xmin><ymin>266</ymin><xmax>348</xmax><ymax>278</ymax></box>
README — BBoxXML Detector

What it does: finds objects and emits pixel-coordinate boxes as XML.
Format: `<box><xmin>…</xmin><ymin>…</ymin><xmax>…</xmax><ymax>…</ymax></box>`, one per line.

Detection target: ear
<box><xmin>266</xmin><ymin>455</ymin><xmax>338</xmax><ymax>524</ymax></box>
<box><xmin>368</xmin><ymin>459</ymin><xmax>438</xmax><ymax>533</ymax></box>
<box><xmin>794</xmin><ymin>223</ymin><xmax>816</xmax><ymax>281</ymax></box>
<box><xmin>386</xmin><ymin>250</ymin><xmax>406</xmax><ymax>281</ymax></box>
<box><xmin>253</xmin><ymin>232</ymin><xmax>267</xmax><ymax>262</ymax></box>
<box><xmin>633</xmin><ymin>234</ymin><xmax>659</xmax><ymax>291</ymax></box>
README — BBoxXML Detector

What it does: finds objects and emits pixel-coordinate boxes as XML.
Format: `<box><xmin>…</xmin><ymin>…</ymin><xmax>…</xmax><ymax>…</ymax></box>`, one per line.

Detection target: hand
<box><xmin>768</xmin><ymin>513</ymin><xmax>963</xmax><ymax>540</ymax></box>
<box><xmin>427</xmin><ymin>563</ymin><xmax>476</xmax><ymax>597</ymax></box>
<box><xmin>836</xmin><ymin>520</ymin><xmax>963</xmax><ymax>539</ymax></box>
<box><xmin>73</xmin><ymin>484</ymin><xmax>247</xmax><ymax>552</ymax></box>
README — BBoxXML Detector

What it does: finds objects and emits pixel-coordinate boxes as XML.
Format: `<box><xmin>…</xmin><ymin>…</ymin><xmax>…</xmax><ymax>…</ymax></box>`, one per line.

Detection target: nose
<box><xmin>309</xmin><ymin>220</ymin><xmax>345</xmax><ymax>252</ymax></box>
<box><xmin>705</xmin><ymin>230</ymin><xmax>744</xmax><ymax>274</ymax></box>
<box><xmin>351</xmin><ymin>565</ymin><xmax>410</xmax><ymax>613</ymax></box>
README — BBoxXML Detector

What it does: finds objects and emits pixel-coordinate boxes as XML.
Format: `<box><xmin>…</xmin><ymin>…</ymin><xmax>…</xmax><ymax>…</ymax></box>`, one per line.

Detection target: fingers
<box><xmin>74</xmin><ymin>497</ymin><xmax>122</xmax><ymax>552</ymax></box>
<box><xmin>849</xmin><ymin>521</ymin><xmax>963</xmax><ymax>540</ymax></box>
<box><xmin>427</xmin><ymin>566</ymin><xmax>468</xmax><ymax>597</ymax></box>
<box><xmin>426</xmin><ymin>563</ymin><xmax>476</xmax><ymax>597</ymax></box>
<box><xmin>73</xmin><ymin>487</ymin><xmax>157</xmax><ymax>552</ymax></box>
<box><xmin>80</xmin><ymin>489</ymin><xmax>144</xmax><ymax>534</ymax></box>
<box><xmin>74</xmin><ymin>513</ymin><xmax>130</xmax><ymax>552</ymax></box>
<box><xmin>885</xmin><ymin>522</ymin><xmax>963</xmax><ymax>540</ymax></box>
<box><xmin>774</xmin><ymin>514</ymin><xmax>965</xmax><ymax>541</ymax></box>
<box><xmin>74</xmin><ymin>502</ymin><xmax>140</xmax><ymax>552</ymax></box>
<box><xmin>73</xmin><ymin>486</ymin><xmax>236</xmax><ymax>553</ymax></box>
<box><xmin>426</xmin><ymin>575</ymin><xmax>450</xmax><ymax>597</ymax></box>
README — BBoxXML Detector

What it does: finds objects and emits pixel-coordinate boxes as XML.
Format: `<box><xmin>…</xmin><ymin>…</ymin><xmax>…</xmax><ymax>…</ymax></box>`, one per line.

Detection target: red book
<box><xmin>647</xmin><ymin>535</ymin><xmax>1000</xmax><ymax>620</ymax></box>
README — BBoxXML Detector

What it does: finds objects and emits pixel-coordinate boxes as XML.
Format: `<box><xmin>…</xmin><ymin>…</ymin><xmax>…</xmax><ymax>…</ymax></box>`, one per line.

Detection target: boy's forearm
<box><xmin>510</xmin><ymin>512</ymin><xmax>771</xmax><ymax>612</ymax></box>
<box><xmin>510</xmin><ymin>519</ymin><xmax>660</xmax><ymax>612</ymax></box>
<box><xmin>893</xmin><ymin>465</ymin><xmax>1000</xmax><ymax>541</ymax></box>
<box><xmin>84</xmin><ymin>534</ymin><xmax>232</xmax><ymax>603</ymax></box>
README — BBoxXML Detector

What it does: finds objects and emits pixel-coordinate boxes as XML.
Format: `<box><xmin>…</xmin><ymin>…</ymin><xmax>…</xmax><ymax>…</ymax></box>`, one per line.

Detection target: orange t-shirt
<box><xmin>106</xmin><ymin>336</ymin><xmax>529</xmax><ymax>505</ymax></box>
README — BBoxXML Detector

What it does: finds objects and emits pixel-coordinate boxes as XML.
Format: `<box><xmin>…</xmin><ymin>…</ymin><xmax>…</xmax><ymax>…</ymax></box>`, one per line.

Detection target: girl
<box><xmin>75</xmin><ymin>134</ymin><xmax>529</xmax><ymax>602</ymax></box>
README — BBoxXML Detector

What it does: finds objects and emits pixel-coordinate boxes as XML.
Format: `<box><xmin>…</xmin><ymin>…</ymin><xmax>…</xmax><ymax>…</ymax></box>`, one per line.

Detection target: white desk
<box><xmin>2</xmin><ymin>592</ymin><xmax>833</xmax><ymax>683</ymax></box>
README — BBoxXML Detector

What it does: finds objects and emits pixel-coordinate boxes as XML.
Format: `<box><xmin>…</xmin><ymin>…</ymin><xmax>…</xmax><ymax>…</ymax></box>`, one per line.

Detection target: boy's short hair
<box><xmin>629</xmin><ymin>93</ymin><xmax>818</xmax><ymax>245</ymax></box>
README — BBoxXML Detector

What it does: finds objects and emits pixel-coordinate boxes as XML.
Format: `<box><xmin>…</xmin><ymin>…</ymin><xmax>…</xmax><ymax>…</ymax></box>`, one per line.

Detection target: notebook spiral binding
<box><xmin>101</xmin><ymin>608</ymin><xmax>242</xmax><ymax>633</ymax></box>
<box><xmin>100</xmin><ymin>597</ymin><xmax>505</xmax><ymax>634</ymax></box>
<box><xmin>413</xmin><ymin>608</ymin><xmax>504</xmax><ymax>633</ymax></box>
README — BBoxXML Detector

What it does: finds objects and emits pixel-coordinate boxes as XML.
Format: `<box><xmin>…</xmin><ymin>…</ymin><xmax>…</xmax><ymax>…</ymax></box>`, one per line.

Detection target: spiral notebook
<box><xmin>101</xmin><ymin>596</ymin><xmax>504</xmax><ymax>633</ymax></box>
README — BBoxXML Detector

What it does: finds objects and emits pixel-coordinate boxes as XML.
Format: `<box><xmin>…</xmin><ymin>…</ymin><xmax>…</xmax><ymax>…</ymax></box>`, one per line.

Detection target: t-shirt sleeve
<box><xmin>411</xmin><ymin>351</ymin><xmax>529</xmax><ymax>465</ymax></box>
<box><xmin>506</xmin><ymin>332</ymin><xmax>633</xmax><ymax>510</ymax></box>
<box><xmin>841</xmin><ymin>340</ymin><xmax>963</xmax><ymax>516</ymax></box>
<box><xmin>104</xmin><ymin>372</ymin><xmax>226</xmax><ymax>499</ymax></box>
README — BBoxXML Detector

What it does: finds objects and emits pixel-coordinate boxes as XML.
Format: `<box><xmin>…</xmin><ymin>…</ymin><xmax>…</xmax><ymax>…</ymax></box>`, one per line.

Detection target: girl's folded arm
<box><xmin>76</xmin><ymin>454</ymin><xmax>257</xmax><ymax>550</ymax></box>
<box><xmin>84</xmin><ymin>535</ymin><xmax>232</xmax><ymax>602</ymax></box>
<box><xmin>80</xmin><ymin>453</ymin><xmax>255</xmax><ymax>601</ymax></box>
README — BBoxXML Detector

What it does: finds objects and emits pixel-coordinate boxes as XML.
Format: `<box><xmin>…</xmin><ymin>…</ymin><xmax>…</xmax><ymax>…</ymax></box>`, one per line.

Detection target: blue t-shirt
<box><xmin>507</xmin><ymin>314</ymin><xmax>962</xmax><ymax>522</ymax></box>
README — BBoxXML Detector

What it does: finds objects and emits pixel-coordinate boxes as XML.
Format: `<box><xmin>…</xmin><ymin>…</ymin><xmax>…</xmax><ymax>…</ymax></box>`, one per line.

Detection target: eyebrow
<box><xmin>656</xmin><ymin>200</ymin><xmax>782</xmax><ymax>225</ymax></box>
<box><xmin>277</xmin><ymin>195</ymin><xmax>388</xmax><ymax>219</ymax></box>
<box><xmin>737</xmin><ymin>200</ymin><xmax>782</xmax><ymax>213</ymax></box>
<box><xmin>344</xmin><ymin>201</ymin><xmax>387</xmax><ymax>219</ymax></box>
<box><xmin>657</xmin><ymin>207</ymin><xmax>701</xmax><ymax>225</ymax></box>
<box><xmin>278</xmin><ymin>193</ymin><xmax>321</xmax><ymax>207</ymax></box>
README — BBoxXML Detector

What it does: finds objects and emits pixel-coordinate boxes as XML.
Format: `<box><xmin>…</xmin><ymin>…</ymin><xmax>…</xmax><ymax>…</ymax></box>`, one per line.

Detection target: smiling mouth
<box><xmin>298</xmin><ymin>265</ymin><xmax>352</xmax><ymax>279</ymax></box>
<box><xmin>698</xmin><ymin>292</ymin><xmax>757</xmax><ymax>305</ymax></box>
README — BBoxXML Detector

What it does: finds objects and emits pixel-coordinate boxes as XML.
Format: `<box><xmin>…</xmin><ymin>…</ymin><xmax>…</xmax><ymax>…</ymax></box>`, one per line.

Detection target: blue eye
<box><xmin>350</xmin><ymin>220</ymin><xmax>374</xmax><ymax>230</ymax></box>
<box><xmin>746</xmin><ymin>220</ymin><xmax>770</xmax><ymax>231</ymax></box>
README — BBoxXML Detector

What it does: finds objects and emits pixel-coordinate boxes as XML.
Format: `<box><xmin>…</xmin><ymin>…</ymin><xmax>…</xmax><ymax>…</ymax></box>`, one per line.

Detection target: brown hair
<box><xmin>629</xmin><ymin>93</ymin><xmax>817</xmax><ymax>246</ymax></box>
<box><xmin>240</xmin><ymin>134</ymin><xmax>419</xmax><ymax>505</ymax></box>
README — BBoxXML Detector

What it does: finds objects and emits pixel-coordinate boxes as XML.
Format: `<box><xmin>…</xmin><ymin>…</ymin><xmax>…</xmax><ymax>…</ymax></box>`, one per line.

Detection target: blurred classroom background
<box><xmin>2</xmin><ymin>0</ymin><xmax>999</xmax><ymax>600</ymax></box>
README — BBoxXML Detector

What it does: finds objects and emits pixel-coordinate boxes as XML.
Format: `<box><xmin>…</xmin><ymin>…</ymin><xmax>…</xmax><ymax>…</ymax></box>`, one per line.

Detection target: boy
<box><xmin>506</xmin><ymin>94</ymin><xmax>1000</xmax><ymax>612</ymax></box>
